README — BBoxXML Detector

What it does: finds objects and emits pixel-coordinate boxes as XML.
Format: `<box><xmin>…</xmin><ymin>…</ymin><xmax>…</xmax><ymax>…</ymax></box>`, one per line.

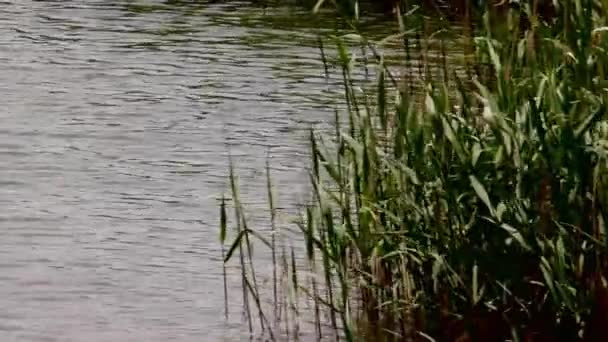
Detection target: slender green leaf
<box><xmin>501</xmin><ymin>223</ymin><xmax>531</xmax><ymax>251</ymax></box>
<box><xmin>470</xmin><ymin>175</ymin><xmax>495</xmax><ymax>216</ymax></box>
<box><xmin>220</xmin><ymin>196</ymin><xmax>227</xmax><ymax>244</ymax></box>
<box><xmin>225</xmin><ymin>230</ymin><xmax>246</xmax><ymax>263</ymax></box>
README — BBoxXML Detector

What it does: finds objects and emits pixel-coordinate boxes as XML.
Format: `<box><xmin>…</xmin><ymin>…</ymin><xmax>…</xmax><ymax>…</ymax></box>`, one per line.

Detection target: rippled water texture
<box><xmin>0</xmin><ymin>1</ymin><xmax>356</xmax><ymax>340</ymax></box>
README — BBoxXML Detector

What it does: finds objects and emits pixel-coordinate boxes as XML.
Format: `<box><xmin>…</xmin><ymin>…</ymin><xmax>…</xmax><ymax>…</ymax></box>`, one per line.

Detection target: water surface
<box><xmin>0</xmin><ymin>0</ymin><xmax>460</xmax><ymax>339</ymax></box>
<box><xmin>0</xmin><ymin>1</ymin><xmax>350</xmax><ymax>340</ymax></box>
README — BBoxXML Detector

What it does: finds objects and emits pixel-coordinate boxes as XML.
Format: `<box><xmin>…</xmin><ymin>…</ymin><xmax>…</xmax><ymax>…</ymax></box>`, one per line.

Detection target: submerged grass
<box><xmin>220</xmin><ymin>0</ymin><xmax>608</xmax><ymax>340</ymax></box>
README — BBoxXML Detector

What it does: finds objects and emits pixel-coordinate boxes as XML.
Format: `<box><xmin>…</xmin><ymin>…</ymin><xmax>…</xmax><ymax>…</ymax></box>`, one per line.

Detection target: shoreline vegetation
<box><xmin>220</xmin><ymin>0</ymin><xmax>608</xmax><ymax>340</ymax></box>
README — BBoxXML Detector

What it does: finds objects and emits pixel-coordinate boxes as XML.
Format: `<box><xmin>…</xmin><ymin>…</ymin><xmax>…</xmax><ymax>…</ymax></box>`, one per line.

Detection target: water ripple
<box><xmin>0</xmin><ymin>1</ymin><xmax>403</xmax><ymax>341</ymax></box>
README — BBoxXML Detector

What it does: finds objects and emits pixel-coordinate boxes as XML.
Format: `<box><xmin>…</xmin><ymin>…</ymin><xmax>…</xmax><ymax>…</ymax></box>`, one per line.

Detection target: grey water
<box><xmin>0</xmin><ymin>1</ymin><xmax>359</xmax><ymax>340</ymax></box>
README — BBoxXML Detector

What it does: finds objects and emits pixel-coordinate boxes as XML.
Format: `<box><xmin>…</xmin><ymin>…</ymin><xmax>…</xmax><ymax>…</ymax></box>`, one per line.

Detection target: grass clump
<box><xmin>220</xmin><ymin>0</ymin><xmax>608</xmax><ymax>340</ymax></box>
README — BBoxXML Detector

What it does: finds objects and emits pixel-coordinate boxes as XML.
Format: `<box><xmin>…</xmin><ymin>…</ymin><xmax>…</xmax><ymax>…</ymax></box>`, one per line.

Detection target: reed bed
<box><xmin>220</xmin><ymin>0</ymin><xmax>608</xmax><ymax>340</ymax></box>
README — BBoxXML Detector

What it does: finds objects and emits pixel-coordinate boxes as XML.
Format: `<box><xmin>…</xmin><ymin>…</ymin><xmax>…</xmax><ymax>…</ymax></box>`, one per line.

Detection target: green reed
<box><xmin>221</xmin><ymin>0</ymin><xmax>608</xmax><ymax>340</ymax></box>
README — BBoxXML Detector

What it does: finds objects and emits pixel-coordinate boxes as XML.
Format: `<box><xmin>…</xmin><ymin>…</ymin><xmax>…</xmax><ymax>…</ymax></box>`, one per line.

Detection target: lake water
<box><xmin>0</xmin><ymin>1</ymin><xmax>359</xmax><ymax>340</ymax></box>
<box><xmin>0</xmin><ymin>0</ymin><xmax>456</xmax><ymax>339</ymax></box>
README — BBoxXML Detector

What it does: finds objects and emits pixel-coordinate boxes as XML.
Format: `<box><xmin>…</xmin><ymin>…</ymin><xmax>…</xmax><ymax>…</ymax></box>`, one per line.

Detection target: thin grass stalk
<box><xmin>361</xmin><ymin>43</ymin><xmax>369</xmax><ymax>83</ymax></box>
<box><xmin>244</xmin><ymin>275</ymin><xmax>276</xmax><ymax>341</ymax></box>
<box><xmin>228</xmin><ymin>159</ymin><xmax>253</xmax><ymax>335</ymax></box>
<box><xmin>290</xmin><ymin>247</ymin><xmax>300</xmax><ymax>341</ymax></box>
<box><xmin>241</xmin><ymin>211</ymin><xmax>266</xmax><ymax>333</ymax></box>
<box><xmin>414</xmin><ymin>32</ymin><xmax>422</xmax><ymax>87</ymax></box>
<box><xmin>303</xmin><ymin>204</ymin><xmax>323</xmax><ymax>341</ymax></box>
<box><xmin>422</xmin><ymin>21</ymin><xmax>430</xmax><ymax>84</ymax></box>
<box><xmin>440</xmin><ymin>38</ymin><xmax>448</xmax><ymax>85</ymax></box>
<box><xmin>318</xmin><ymin>36</ymin><xmax>330</xmax><ymax>83</ymax></box>
<box><xmin>309</xmin><ymin>128</ymin><xmax>340</xmax><ymax>341</ymax></box>
<box><xmin>220</xmin><ymin>196</ymin><xmax>229</xmax><ymax>320</ymax></box>
<box><xmin>266</xmin><ymin>158</ymin><xmax>279</xmax><ymax>325</ymax></box>
<box><xmin>322</xmin><ymin>210</ymin><xmax>340</xmax><ymax>341</ymax></box>
<box><xmin>311</xmin><ymin>267</ymin><xmax>323</xmax><ymax>341</ymax></box>
<box><xmin>404</xmin><ymin>35</ymin><xmax>413</xmax><ymax>96</ymax></box>
<box><xmin>280</xmin><ymin>241</ymin><xmax>291</xmax><ymax>341</ymax></box>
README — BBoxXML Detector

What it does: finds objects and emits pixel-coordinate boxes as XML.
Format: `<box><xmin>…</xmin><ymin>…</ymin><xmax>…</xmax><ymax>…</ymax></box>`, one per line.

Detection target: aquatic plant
<box><xmin>221</xmin><ymin>0</ymin><xmax>608</xmax><ymax>340</ymax></box>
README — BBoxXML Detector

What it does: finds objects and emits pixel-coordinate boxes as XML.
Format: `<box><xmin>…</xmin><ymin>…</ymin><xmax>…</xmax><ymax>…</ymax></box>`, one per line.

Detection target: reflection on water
<box><xmin>0</xmin><ymin>0</ymin><xmax>452</xmax><ymax>340</ymax></box>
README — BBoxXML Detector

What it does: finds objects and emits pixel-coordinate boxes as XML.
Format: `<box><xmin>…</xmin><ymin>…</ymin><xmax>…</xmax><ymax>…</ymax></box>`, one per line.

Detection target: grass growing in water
<box><xmin>220</xmin><ymin>0</ymin><xmax>608</xmax><ymax>340</ymax></box>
